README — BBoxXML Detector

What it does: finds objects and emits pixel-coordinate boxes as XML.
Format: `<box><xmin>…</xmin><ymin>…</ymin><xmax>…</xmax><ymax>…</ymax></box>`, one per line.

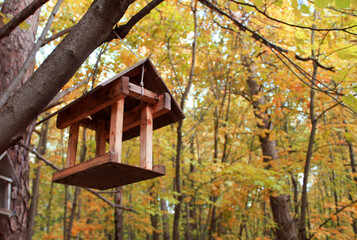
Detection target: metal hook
<box><xmin>140</xmin><ymin>65</ymin><xmax>145</xmax><ymax>97</ymax></box>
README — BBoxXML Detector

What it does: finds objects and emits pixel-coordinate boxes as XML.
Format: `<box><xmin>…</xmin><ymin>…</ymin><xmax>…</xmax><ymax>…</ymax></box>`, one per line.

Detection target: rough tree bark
<box><xmin>243</xmin><ymin>57</ymin><xmax>298</xmax><ymax>239</ymax></box>
<box><xmin>0</xmin><ymin>0</ymin><xmax>39</xmax><ymax>239</ymax></box>
<box><xmin>114</xmin><ymin>187</ymin><xmax>124</xmax><ymax>240</ymax></box>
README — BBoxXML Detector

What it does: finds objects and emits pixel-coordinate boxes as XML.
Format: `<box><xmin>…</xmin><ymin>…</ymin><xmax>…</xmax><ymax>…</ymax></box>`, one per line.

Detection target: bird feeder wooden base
<box><xmin>53</xmin><ymin>151</ymin><xmax>165</xmax><ymax>190</ymax></box>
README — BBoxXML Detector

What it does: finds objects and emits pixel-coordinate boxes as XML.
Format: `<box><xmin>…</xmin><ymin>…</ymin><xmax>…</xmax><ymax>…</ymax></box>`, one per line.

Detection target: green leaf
<box><xmin>0</xmin><ymin>12</ymin><xmax>11</xmax><ymax>24</ymax></box>
<box><xmin>291</xmin><ymin>0</ymin><xmax>299</xmax><ymax>8</ymax></box>
<box><xmin>300</xmin><ymin>4</ymin><xmax>310</xmax><ymax>13</ymax></box>
<box><xmin>315</xmin><ymin>0</ymin><xmax>330</xmax><ymax>8</ymax></box>
<box><xmin>343</xmin><ymin>94</ymin><xmax>357</xmax><ymax>112</ymax></box>
<box><xmin>352</xmin><ymin>0</ymin><xmax>357</xmax><ymax>7</ymax></box>
<box><xmin>344</xmin><ymin>132</ymin><xmax>355</xmax><ymax>143</ymax></box>
<box><xmin>19</xmin><ymin>21</ymin><xmax>30</xmax><ymax>30</ymax></box>
<box><xmin>274</xmin><ymin>0</ymin><xmax>283</xmax><ymax>7</ymax></box>
<box><xmin>335</xmin><ymin>0</ymin><xmax>350</xmax><ymax>8</ymax></box>
<box><xmin>255</xmin><ymin>0</ymin><xmax>263</xmax><ymax>7</ymax></box>
<box><xmin>337</xmin><ymin>50</ymin><xmax>357</xmax><ymax>60</ymax></box>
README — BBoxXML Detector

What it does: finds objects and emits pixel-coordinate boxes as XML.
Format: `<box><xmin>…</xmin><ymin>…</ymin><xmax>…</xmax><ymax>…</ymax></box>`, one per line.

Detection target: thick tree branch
<box><xmin>19</xmin><ymin>143</ymin><xmax>137</xmax><ymax>213</ymax></box>
<box><xmin>0</xmin><ymin>0</ymin><xmax>133</xmax><ymax>154</ymax></box>
<box><xmin>107</xmin><ymin>0</ymin><xmax>164</xmax><ymax>41</ymax></box>
<box><xmin>0</xmin><ymin>0</ymin><xmax>49</xmax><ymax>40</ymax></box>
<box><xmin>295</xmin><ymin>54</ymin><xmax>335</xmax><ymax>72</ymax></box>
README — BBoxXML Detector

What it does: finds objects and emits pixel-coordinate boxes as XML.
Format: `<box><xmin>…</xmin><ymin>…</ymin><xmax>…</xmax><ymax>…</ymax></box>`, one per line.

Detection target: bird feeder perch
<box><xmin>0</xmin><ymin>153</ymin><xmax>19</xmax><ymax>217</ymax></box>
<box><xmin>52</xmin><ymin>59</ymin><xmax>184</xmax><ymax>190</ymax></box>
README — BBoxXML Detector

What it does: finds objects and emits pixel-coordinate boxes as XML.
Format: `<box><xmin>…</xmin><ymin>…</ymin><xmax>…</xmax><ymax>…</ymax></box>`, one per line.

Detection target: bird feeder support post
<box><xmin>109</xmin><ymin>98</ymin><xmax>125</xmax><ymax>163</ymax></box>
<box><xmin>6</xmin><ymin>181</ymin><xmax>10</xmax><ymax>210</ymax></box>
<box><xmin>140</xmin><ymin>102</ymin><xmax>153</xmax><ymax>170</ymax></box>
<box><xmin>67</xmin><ymin>122</ymin><xmax>79</xmax><ymax>167</ymax></box>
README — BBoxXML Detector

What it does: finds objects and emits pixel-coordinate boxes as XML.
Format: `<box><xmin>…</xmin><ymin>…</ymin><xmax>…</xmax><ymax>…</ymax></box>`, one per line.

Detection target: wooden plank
<box><xmin>0</xmin><ymin>208</ymin><xmax>12</xmax><ymax>217</ymax></box>
<box><xmin>53</xmin><ymin>151</ymin><xmax>118</xmax><ymax>183</ymax></box>
<box><xmin>109</xmin><ymin>99</ymin><xmax>124</xmax><ymax>163</ymax></box>
<box><xmin>153</xmin><ymin>164</ymin><xmax>166</xmax><ymax>175</ymax></box>
<box><xmin>128</xmin><ymin>82</ymin><xmax>159</xmax><ymax>104</ymax></box>
<box><xmin>52</xmin><ymin>152</ymin><xmax>165</xmax><ymax>190</ymax></box>
<box><xmin>123</xmin><ymin>92</ymin><xmax>171</xmax><ymax>132</ymax></box>
<box><xmin>95</xmin><ymin>119</ymin><xmax>107</xmax><ymax>156</ymax></box>
<box><xmin>57</xmin><ymin>76</ymin><xmax>129</xmax><ymax>129</ymax></box>
<box><xmin>67</xmin><ymin>123</ymin><xmax>79</xmax><ymax>167</ymax></box>
<box><xmin>140</xmin><ymin>103</ymin><xmax>153</xmax><ymax>170</ymax></box>
<box><xmin>79</xmin><ymin>118</ymin><xmax>99</xmax><ymax>131</ymax></box>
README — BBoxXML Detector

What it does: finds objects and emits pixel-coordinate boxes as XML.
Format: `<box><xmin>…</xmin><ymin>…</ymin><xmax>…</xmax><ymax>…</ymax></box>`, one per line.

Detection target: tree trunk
<box><xmin>299</xmin><ymin>23</ymin><xmax>318</xmax><ymax>238</ymax></box>
<box><xmin>160</xmin><ymin>198</ymin><xmax>170</xmax><ymax>240</ymax></box>
<box><xmin>27</xmin><ymin>118</ymin><xmax>49</xmax><ymax>240</ymax></box>
<box><xmin>114</xmin><ymin>187</ymin><xmax>124</xmax><ymax>240</ymax></box>
<box><xmin>66</xmin><ymin>187</ymin><xmax>80</xmax><ymax>240</ymax></box>
<box><xmin>0</xmin><ymin>0</ymin><xmax>39</xmax><ymax>239</ymax></box>
<box><xmin>244</xmin><ymin>57</ymin><xmax>298</xmax><ymax>239</ymax></box>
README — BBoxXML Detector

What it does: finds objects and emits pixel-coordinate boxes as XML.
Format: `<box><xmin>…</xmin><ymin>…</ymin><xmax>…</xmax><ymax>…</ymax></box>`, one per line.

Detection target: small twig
<box><xmin>41</xmin><ymin>26</ymin><xmax>74</xmax><ymax>47</ymax></box>
<box><xmin>229</xmin><ymin>0</ymin><xmax>357</xmax><ymax>34</ymax></box>
<box><xmin>108</xmin><ymin>0</ymin><xmax>165</xmax><ymax>41</ymax></box>
<box><xmin>308</xmin><ymin>200</ymin><xmax>357</xmax><ymax>239</ymax></box>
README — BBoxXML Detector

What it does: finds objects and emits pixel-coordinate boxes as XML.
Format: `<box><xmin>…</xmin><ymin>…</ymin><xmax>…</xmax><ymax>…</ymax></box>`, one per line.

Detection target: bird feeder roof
<box><xmin>0</xmin><ymin>153</ymin><xmax>19</xmax><ymax>185</ymax></box>
<box><xmin>56</xmin><ymin>58</ymin><xmax>185</xmax><ymax>141</ymax></box>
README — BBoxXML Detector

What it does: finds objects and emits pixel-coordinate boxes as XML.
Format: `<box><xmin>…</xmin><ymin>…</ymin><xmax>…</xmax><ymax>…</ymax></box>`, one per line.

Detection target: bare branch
<box><xmin>198</xmin><ymin>0</ymin><xmax>288</xmax><ymax>53</ymax></box>
<box><xmin>230</xmin><ymin>0</ymin><xmax>357</xmax><ymax>34</ymax></box>
<box><xmin>41</xmin><ymin>26</ymin><xmax>74</xmax><ymax>47</ymax></box>
<box><xmin>0</xmin><ymin>0</ymin><xmax>49</xmax><ymax>40</ymax></box>
<box><xmin>44</xmin><ymin>76</ymin><xmax>87</xmax><ymax>111</ymax></box>
<box><xmin>308</xmin><ymin>200</ymin><xmax>357</xmax><ymax>239</ymax></box>
<box><xmin>295</xmin><ymin>54</ymin><xmax>335</xmax><ymax>72</ymax></box>
<box><xmin>107</xmin><ymin>0</ymin><xmax>165</xmax><ymax>42</ymax></box>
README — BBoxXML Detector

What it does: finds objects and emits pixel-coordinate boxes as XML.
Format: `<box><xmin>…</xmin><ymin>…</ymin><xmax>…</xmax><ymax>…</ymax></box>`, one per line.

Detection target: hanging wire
<box><xmin>113</xmin><ymin>31</ymin><xmax>142</xmax><ymax>61</ymax></box>
<box><xmin>113</xmin><ymin>30</ymin><xmax>145</xmax><ymax>98</ymax></box>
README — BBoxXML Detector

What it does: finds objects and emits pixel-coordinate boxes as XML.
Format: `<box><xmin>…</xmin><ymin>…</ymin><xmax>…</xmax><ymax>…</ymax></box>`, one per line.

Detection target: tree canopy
<box><xmin>0</xmin><ymin>0</ymin><xmax>356</xmax><ymax>239</ymax></box>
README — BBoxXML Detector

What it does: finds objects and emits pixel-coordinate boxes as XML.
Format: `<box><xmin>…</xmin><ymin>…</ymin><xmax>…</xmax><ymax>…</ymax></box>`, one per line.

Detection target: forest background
<box><xmin>0</xmin><ymin>0</ymin><xmax>356</xmax><ymax>239</ymax></box>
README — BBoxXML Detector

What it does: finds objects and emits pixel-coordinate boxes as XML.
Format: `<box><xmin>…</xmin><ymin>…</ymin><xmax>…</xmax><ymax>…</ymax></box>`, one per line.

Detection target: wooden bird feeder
<box><xmin>52</xmin><ymin>59</ymin><xmax>184</xmax><ymax>190</ymax></box>
<box><xmin>0</xmin><ymin>153</ymin><xmax>19</xmax><ymax>217</ymax></box>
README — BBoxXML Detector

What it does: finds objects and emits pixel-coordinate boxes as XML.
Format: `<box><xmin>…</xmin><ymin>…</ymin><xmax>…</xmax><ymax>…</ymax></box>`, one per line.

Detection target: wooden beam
<box><xmin>67</xmin><ymin>123</ymin><xmax>79</xmax><ymax>167</ymax></box>
<box><xmin>128</xmin><ymin>82</ymin><xmax>159</xmax><ymax>104</ymax></box>
<box><xmin>123</xmin><ymin>92</ymin><xmax>171</xmax><ymax>132</ymax></box>
<box><xmin>109</xmin><ymin>99</ymin><xmax>124</xmax><ymax>163</ymax></box>
<box><xmin>81</xmin><ymin>93</ymin><xmax>171</xmax><ymax>141</ymax></box>
<box><xmin>57</xmin><ymin>76</ymin><xmax>129</xmax><ymax>129</ymax></box>
<box><xmin>140</xmin><ymin>103</ymin><xmax>153</xmax><ymax>170</ymax></box>
<box><xmin>96</xmin><ymin>119</ymin><xmax>107</xmax><ymax>156</ymax></box>
<box><xmin>79</xmin><ymin>118</ymin><xmax>99</xmax><ymax>131</ymax></box>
